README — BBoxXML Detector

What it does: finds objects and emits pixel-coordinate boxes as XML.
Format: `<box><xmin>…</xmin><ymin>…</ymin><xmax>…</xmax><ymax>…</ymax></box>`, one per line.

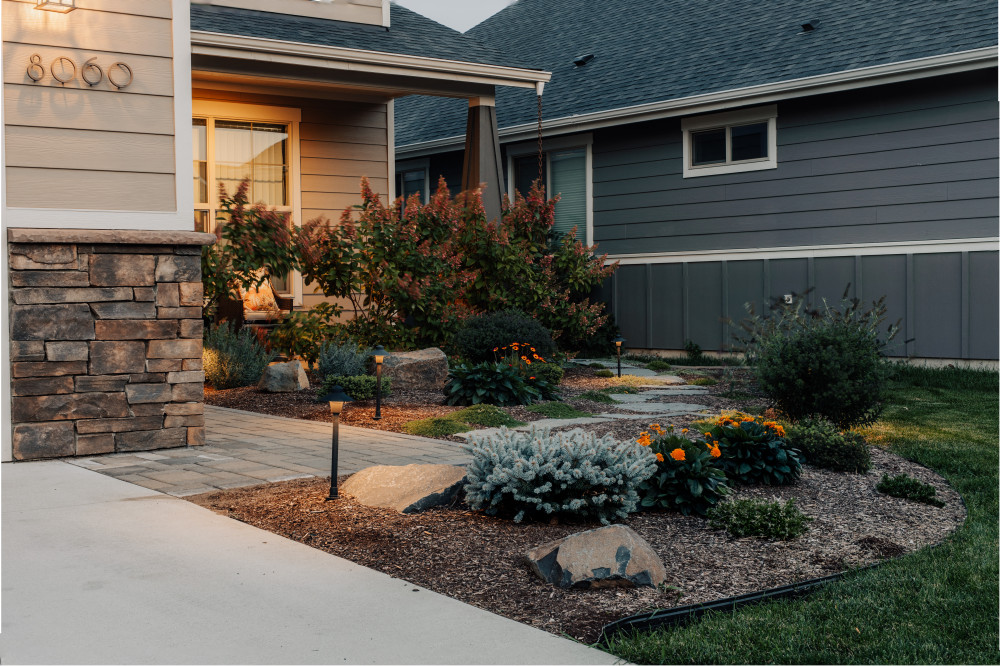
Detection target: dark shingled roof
<box><xmin>190</xmin><ymin>2</ymin><xmax>530</xmax><ymax>69</ymax></box>
<box><xmin>394</xmin><ymin>0</ymin><xmax>998</xmax><ymax>147</ymax></box>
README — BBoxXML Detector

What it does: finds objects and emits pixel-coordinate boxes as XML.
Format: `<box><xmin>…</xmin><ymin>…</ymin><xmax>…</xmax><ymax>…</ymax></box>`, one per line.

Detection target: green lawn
<box><xmin>602</xmin><ymin>365</ymin><xmax>999</xmax><ymax>664</ymax></box>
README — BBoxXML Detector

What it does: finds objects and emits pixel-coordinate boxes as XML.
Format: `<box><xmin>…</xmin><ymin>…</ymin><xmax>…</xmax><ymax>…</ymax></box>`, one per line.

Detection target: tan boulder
<box><xmin>526</xmin><ymin>524</ymin><xmax>666</xmax><ymax>589</ymax></box>
<box><xmin>381</xmin><ymin>347</ymin><xmax>448</xmax><ymax>390</ymax></box>
<box><xmin>341</xmin><ymin>464</ymin><xmax>466</xmax><ymax>513</ymax></box>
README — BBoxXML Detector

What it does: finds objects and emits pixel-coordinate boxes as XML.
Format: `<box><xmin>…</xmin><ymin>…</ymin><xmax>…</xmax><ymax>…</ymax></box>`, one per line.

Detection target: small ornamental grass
<box><xmin>203</xmin><ymin>322</ymin><xmax>276</xmax><ymax>389</ymax></box>
<box><xmin>707</xmin><ymin>498</ymin><xmax>813</xmax><ymax>540</ymax></box>
<box><xmin>318</xmin><ymin>374</ymin><xmax>391</xmax><ymax>401</ymax></box>
<box><xmin>702</xmin><ymin>413</ymin><xmax>802</xmax><ymax>486</ymax></box>
<box><xmin>462</xmin><ymin>427</ymin><xmax>657</xmax><ymax>524</ymax></box>
<box><xmin>877</xmin><ymin>473</ymin><xmax>945</xmax><ymax>508</ymax></box>
<box><xmin>637</xmin><ymin>424</ymin><xmax>729</xmax><ymax>516</ymax></box>
<box><xmin>404</xmin><ymin>405</ymin><xmax>524</xmax><ymax>437</ymax></box>
<box><xmin>317</xmin><ymin>340</ymin><xmax>369</xmax><ymax>380</ymax></box>
<box><xmin>645</xmin><ymin>359</ymin><xmax>673</xmax><ymax>372</ymax></box>
<box><xmin>789</xmin><ymin>418</ymin><xmax>872</xmax><ymax>473</ymax></box>
<box><xmin>526</xmin><ymin>402</ymin><xmax>592</xmax><ymax>419</ymax></box>
<box><xmin>594</xmin><ymin>369</ymin><xmax>615</xmax><ymax>378</ymax></box>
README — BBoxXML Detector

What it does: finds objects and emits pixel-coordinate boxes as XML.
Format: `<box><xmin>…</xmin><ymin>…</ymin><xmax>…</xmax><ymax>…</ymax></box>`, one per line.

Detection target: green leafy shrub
<box><xmin>526</xmin><ymin>402</ymin><xmax>592</xmax><ymax>419</ymax></box>
<box><xmin>203</xmin><ymin>322</ymin><xmax>276</xmax><ymax>390</ymax></box>
<box><xmin>577</xmin><ymin>390</ymin><xmax>618</xmax><ymax>404</ymax></box>
<box><xmin>531</xmin><ymin>361</ymin><xmax>565</xmax><ymax>386</ymax></box>
<box><xmin>463</xmin><ymin>427</ymin><xmax>657</xmax><ymax>524</ymax></box>
<box><xmin>876</xmin><ymin>474</ymin><xmax>945</xmax><ymax>507</ymax></box>
<box><xmin>646</xmin><ymin>360</ymin><xmax>672</xmax><ymax>372</ymax></box>
<box><xmin>637</xmin><ymin>426</ymin><xmax>729</xmax><ymax>516</ymax></box>
<box><xmin>403</xmin><ymin>404</ymin><xmax>524</xmax><ymax>437</ymax></box>
<box><xmin>444</xmin><ymin>361</ymin><xmax>556</xmax><ymax>406</ymax></box>
<box><xmin>452</xmin><ymin>310</ymin><xmax>556</xmax><ymax>363</ymax></box>
<box><xmin>684</xmin><ymin>339</ymin><xmax>705</xmax><ymax>364</ymax></box>
<box><xmin>707</xmin><ymin>498</ymin><xmax>813</xmax><ymax>539</ymax></box>
<box><xmin>319</xmin><ymin>374</ymin><xmax>391</xmax><ymax>401</ymax></box>
<box><xmin>705</xmin><ymin>414</ymin><xmax>801</xmax><ymax>486</ymax></box>
<box><xmin>737</xmin><ymin>292</ymin><xmax>897</xmax><ymax>428</ymax></box>
<box><xmin>317</xmin><ymin>340</ymin><xmax>370</xmax><ymax>379</ymax></box>
<box><xmin>691</xmin><ymin>377</ymin><xmax>717</xmax><ymax>386</ymax></box>
<box><xmin>789</xmin><ymin>418</ymin><xmax>872</xmax><ymax>473</ymax></box>
<box><xmin>594</xmin><ymin>369</ymin><xmax>615</xmax><ymax>378</ymax></box>
<box><xmin>269</xmin><ymin>302</ymin><xmax>342</xmax><ymax>365</ymax></box>
<box><xmin>588</xmin><ymin>362</ymin><xmax>607</xmax><ymax>369</ymax></box>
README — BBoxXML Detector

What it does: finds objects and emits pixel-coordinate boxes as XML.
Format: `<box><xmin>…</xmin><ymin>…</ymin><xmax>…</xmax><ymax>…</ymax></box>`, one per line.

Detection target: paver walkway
<box><xmin>66</xmin><ymin>405</ymin><xmax>470</xmax><ymax>497</ymax></box>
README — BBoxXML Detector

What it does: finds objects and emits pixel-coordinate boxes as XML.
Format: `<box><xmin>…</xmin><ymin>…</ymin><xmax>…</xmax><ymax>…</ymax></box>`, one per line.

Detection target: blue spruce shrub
<box><xmin>462</xmin><ymin>427</ymin><xmax>657</xmax><ymax>524</ymax></box>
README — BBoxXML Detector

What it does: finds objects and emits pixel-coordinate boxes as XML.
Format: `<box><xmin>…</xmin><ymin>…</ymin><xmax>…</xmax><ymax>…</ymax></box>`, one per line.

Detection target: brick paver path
<box><xmin>66</xmin><ymin>406</ymin><xmax>470</xmax><ymax>497</ymax></box>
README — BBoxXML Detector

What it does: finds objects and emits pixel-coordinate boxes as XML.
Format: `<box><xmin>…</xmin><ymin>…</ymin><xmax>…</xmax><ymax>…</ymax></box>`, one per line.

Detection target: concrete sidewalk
<box><xmin>0</xmin><ymin>460</ymin><xmax>620</xmax><ymax>665</ymax></box>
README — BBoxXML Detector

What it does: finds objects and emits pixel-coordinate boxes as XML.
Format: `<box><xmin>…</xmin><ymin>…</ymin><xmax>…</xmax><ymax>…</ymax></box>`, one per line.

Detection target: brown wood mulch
<box><xmin>189</xmin><ymin>444</ymin><xmax>965</xmax><ymax>644</ymax></box>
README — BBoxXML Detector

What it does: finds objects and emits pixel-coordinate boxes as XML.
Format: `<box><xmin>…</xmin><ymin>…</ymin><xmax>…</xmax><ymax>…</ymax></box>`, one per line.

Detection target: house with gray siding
<box><xmin>394</xmin><ymin>0</ymin><xmax>999</xmax><ymax>361</ymax></box>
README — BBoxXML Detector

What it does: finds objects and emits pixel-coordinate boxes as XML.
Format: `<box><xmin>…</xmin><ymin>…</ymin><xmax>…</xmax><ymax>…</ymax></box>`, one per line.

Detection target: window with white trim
<box><xmin>509</xmin><ymin>136</ymin><xmax>592</xmax><ymax>243</ymax></box>
<box><xmin>681</xmin><ymin>105</ymin><xmax>777</xmax><ymax>178</ymax></box>
<box><xmin>395</xmin><ymin>159</ymin><xmax>430</xmax><ymax>204</ymax></box>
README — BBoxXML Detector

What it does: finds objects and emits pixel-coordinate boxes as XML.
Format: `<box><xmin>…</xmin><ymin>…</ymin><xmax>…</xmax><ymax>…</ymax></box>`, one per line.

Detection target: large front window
<box><xmin>511</xmin><ymin>144</ymin><xmax>590</xmax><ymax>242</ymax></box>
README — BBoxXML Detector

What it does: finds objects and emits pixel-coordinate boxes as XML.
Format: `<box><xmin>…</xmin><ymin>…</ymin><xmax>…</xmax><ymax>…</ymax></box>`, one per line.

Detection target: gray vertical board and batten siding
<box><xmin>593</xmin><ymin>71</ymin><xmax>998</xmax><ymax>359</ymax></box>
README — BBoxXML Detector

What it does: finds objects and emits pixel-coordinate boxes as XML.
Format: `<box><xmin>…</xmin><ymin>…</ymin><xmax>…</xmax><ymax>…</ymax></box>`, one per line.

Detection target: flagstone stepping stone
<box><xmin>257</xmin><ymin>360</ymin><xmax>309</xmax><ymax>392</ymax></box>
<box><xmin>341</xmin><ymin>464</ymin><xmax>467</xmax><ymax>513</ymax></box>
<box><xmin>526</xmin><ymin>524</ymin><xmax>667</xmax><ymax>589</ymax></box>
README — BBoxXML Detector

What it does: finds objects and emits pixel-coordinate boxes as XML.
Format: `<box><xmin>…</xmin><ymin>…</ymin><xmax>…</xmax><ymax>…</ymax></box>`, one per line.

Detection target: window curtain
<box><xmin>550</xmin><ymin>148</ymin><xmax>586</xmax><ymax>239</ymax></box>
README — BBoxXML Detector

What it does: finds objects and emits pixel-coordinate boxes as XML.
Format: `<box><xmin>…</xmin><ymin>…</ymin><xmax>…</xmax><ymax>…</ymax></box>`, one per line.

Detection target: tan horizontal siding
<box><xmin>301</xmin><ymin>174</ymin><xmax>385</xmax><ymax>194</ymax></box>
<box><xmin>6</xmin><ymin>167</ymin><xmax>175</xmax><ymax>210</ymax></box>
<box><xmin>299</xmin><ymin>123</ymin><xmax>387</xmax><ymax>145</ymax></box>
<box><xmin>301</xmin><ymin>157</ymin><xmax>390</xmax><ymax>179</ymax></box>
<box><xmin>4</xmin><ymin>126</ymin><xmax>175</xmax><ymax>173</ymax></box>
<box><xmin>5</xmin><ymin>83</ymin><xmax>174</xmax><ymax>134</ymax></box>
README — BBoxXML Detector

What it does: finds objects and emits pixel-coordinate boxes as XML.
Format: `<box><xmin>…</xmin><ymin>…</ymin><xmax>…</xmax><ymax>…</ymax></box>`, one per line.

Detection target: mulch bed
<box><xmin>189</xmin><ymin>445</ymin><xmax>965</xmax><ymax>644</ymax></box>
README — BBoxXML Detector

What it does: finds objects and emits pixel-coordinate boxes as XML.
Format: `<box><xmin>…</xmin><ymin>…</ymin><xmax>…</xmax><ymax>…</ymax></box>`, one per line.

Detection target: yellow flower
<box><xmin>670</xmin><ymin>448</ymin><xmax>685</xmax><ymax>461</ymax></box>
<box><xmin>655</xmin><ymin>452</ymin><xmax>665</xmax><ymax>462</ymax></box>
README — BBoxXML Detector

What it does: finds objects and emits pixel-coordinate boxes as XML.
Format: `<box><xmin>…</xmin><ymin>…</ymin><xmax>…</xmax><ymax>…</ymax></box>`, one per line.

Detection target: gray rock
<box><xmin>257</xmin><ymin>361</ymin><xmax>309</xmax><ymax>392</ymax></box>
<box><xmin>526</xmin><ymin>524</ymin><xmax>667</xmax><ymax>589</ymax></box>
<box><xmin>341</xmin><ymin>464</ymin><xmax>467</xmax><ymax>513</ymax></box>
<box><xmin>381</xmin><ymin>347</ymin><xmax>448</xmax><ymax>390</ymax></box>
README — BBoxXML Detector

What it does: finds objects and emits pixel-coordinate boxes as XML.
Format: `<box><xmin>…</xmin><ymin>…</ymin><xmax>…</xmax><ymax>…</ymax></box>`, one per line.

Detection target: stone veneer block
<box><xmin>129</xmin><ymin>373</ymin><xmax>166</xmax><ymax>384</ymax></box>
<box><xmin>146</xmin><ymin>358</ymin><xmax>183</xmax><ymax>372</ymax></box>
<box><xmin>178</xmin><ymin>282</ymin><xmax>204</xmax><ymax>306</ymax></box>
<box><xmin>13</xmin><ymin>376</ymin><xmax>76</xmax><ymax>396</ymax></box>
<box><xmin>11</xmin><ymin>304</ymin><xmax>95</xmax><ymax>340</ymax></box>
<box><xmin>46</xmin><ymin>341</ymin><xmax>89</xmax><ymax>362</ymax></box>
<box><xmin>90</xmin><ymin>302</ymin><xmax>157</xmax><ymax>319</ymax></box>
<box><xmin>95</xmin><ymin>320</ymin><xmax>177</xmax><ymax>340</ymax></box>
<box><xmin>11</xmin><ymin>340</ymin><xmax>45</xmax><ymax>361</ymax></box>
<box><xmin>166</xmin><ymin>371</ymin><xmax>205</xmax><ymax>384</ymax></box>
<box><xmin>13</xmin><ymin>287</ymin><xmax>132</xmax><ymax>305</ymax></box>
<box><xmin>172</xmin><ymin>382</ymin><xmax>204</xmax><ymax>402</ymax></box>
<box><xmin>155</xmin><ymin>255</ymin><xmax>200</xmax><ymax>282</ymax></box>
<box><xmin>187</xmin><ymin>426</ymin><xmax>206</xmax><ymax>446</ymax></box>
<box><xmin>75</xmin><ymin>375</ymin><xmax>129</xmax><ymax>392</ymax></box>
<box><xmin>164</xmin><ymin>414</ymin><xmax>205</xmax><ymax>428</ymax></box>
<box><xmin>157</xmin><ymin>307</ymin><xmax>200</xmax><ymax>319</ymax></box>
<box><xmin>12</xmin><ymin>270</ymin><xmax>90</xmax><ymax>287</ymax></box>
<box><xmin>164</xmin><ymin>402</ymin><xmax>204</xmax><ymax>416</ymax></box>
<box><xmin>116</xmin><ymin>427</ymin><xmax>187</xmax><ymax>452</ymax></box>
<box><xmin>89</xmin><ymin>341</ymin><xmax>146</xmax><ymax>375</ymax></box>
<box><xmin>13</xmin><ymin>361</ymin><xmax>89</xmax><ymax>377</ymax></box>
<box><xmin>12</xmin><ymin>243</ymin><xmax>75</xmax><ymax>262</ymax></box>
<box><xmin>10</xmin><ymin>255</ymin><xmax>79</xmax><ymax>271</ymax></box>
<box><xmin>89</xmin><ymin>254</ymin><xmax>155</xmax><ymax>286</ymax></box>
<box><xmin>76</xmin><ymin>434</ymin><xmax>116</xmax><ymax>456</ymax></box>
<box><xmin>133</xmin><ymin>287</ymin><xmax>156</xmax><ymax>301</ymax></box>
<box><xmin>182</xmin><ymin>358</ymin><xmax>204</xmax><ymax>371</ymax></box>
<box><xmin>179</xmin><ymin>319</ymin><xmax>203</xmax><ymax>339</ymax></box>
<box><xmin>148</xmin><ymin>339</ymin><xmax>202</xmax><ymax>359</ymax></box>
<box><xmin>130</xmin><ymin>403</ymin><xmax>167</xmax><ymax>416</ymax></box>
<box><xmin>13</xmin><ymin>422</ymin><xmax>76</xmax><ymax>460</ymax></box>
<box><xmin>76</xmin><ymin>416</ymin><xmax>165</xmax><ymax>434</ymax></box>
<box><xmin>12</xmin><ymin>393</ymin><xmax>129</xmax><ymax>422</ymax></box>
<box><xmin>126</xmin><ymin>383</ymin><xmax>173</xmax><ymax>404</ymax></box>
<box><xmin>156</xmin><ymin>282</ymin><xmax>180</xmax><ymax>307</ymax></box>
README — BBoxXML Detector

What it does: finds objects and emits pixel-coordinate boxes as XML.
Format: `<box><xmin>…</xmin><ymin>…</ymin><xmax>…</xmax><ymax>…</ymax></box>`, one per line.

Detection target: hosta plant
<box><xmin>462</xmin><ymin>427</ymin><xmax>657</xmax><ymax>524</ymax></box>
<box><xmin>444</xmin><ymin>360</ymin><xmax>556</xmax><ymax>406</ymax></box>
<box><xmin>704</xmin><ymin>413</ymin><xmax>802</xmax><ymax>486</ymax></box>
<box><xmin>637</xmin><ymin>424</ymin><xmax>729</xmax><ymax>517</ymax></box>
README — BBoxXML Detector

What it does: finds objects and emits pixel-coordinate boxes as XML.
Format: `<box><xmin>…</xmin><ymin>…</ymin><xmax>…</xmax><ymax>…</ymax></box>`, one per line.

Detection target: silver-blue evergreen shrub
<box><xmin>462</xmin><ymin>427</ymin><xmax>657</xmax><ymax>524</ymax></box>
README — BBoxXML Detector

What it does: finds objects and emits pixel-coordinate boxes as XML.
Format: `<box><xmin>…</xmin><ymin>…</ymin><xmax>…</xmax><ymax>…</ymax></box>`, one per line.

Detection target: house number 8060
<box><xmin>26</xmin><ymin>54</ymin><xmax>133</xmax><ymax>89</ymax></box>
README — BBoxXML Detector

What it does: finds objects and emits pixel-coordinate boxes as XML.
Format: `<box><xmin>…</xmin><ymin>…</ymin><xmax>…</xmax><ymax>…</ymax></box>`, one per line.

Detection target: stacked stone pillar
<box><xmin>7</xmin><ymin>229</ymin><xmax>215</xmax><ymax>460</ymax></box>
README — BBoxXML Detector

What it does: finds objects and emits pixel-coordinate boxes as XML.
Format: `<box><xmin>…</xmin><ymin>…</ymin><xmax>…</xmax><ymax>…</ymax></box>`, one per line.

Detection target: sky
<box><xmin>393</xmin><ymin>0</ymin><xmax>517</xmax><ymax>32</ymax></box>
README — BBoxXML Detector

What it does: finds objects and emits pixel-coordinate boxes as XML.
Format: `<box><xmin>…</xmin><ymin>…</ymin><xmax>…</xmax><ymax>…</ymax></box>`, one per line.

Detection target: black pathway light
<box><xmin>370</xmin><ymin>345</ymin><xmax>387</xmax><ymax>421</ymax></box>
<box><xmin>321</xmin><ymin>385</ymin><xmax>353</xmax><ymax>501</ymax></box>
<box><xmin>613</xmin><ymin>336</ymin><xmax>626</xmax><ymax>378</ymax></box>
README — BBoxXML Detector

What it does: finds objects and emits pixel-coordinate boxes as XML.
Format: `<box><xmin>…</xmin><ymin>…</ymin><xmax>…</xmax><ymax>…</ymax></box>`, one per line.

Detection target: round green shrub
<box><xmin>646</xmin><ymin>360</ymin><xmax>672</xmax><ymax>372</ymax></box>
<box><xmin>444</xmin><ymin>361</ymin><xmax>557</xmax><ymax>406</ymax></box>
<box><xmin>594</xmin><ymin>369</ymin><xmax>614</xmax><ymax>378</ymax></box>
<box><xmin>639</xmin><ymin>432</ymin><xmax>729</xmax><ymax>517</ymax></box>
<box><xmin>708</xmin><ymin>419</ymin><xmax>801</xmax><ymax>486</ymax></box>
<box><xmin>707</xmin><ymin>498</ymin><xmax>813</xmax><ymax>539</ymax></box>
<box><xmin>317</xmin><ymin>340</ymin><xmax>369</xmax><ymax>380</ymax></box>
<box><xmin>318</xmin><ymin>374</ymin><xmax>391</xmax><ymax>401</ymax></box>
<box><xmin>531</xmin><ymin>361</ymin><xmax>565</xmax><ymax>385</ymax></box>
<box><xmin>203</xmin><ymin>323</ymin><xmax>275</xmax><ymax>390</ymax></box>
<box><xmin>789</xmin><ymin>418</ymin><xmax>872</xmax><ymax>473</ymax></box>
<box><xmin>452</xmin><ymin>310</ymin><xmax>556</xmax><ymax>363</ymax></box>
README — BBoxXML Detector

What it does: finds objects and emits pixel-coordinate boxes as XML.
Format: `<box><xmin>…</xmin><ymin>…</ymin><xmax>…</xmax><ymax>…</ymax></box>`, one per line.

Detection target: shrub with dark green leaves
<box><xmin>789</xmin><ymin>418</ymin><xmax>872</xmax><ymax>473</ymax></box>
<box><xmin>317</xmin><ymin>340</ymin><xmax>370</xmax><ymax>379</ymax></box>
<box><xmin>531</xmin><ymin>361</ymin><xmax>565</xmax><ymax>385</ymax></box>
<box><xmin>739</xmin><ymin>293</ymin><xmax>896</xmax><ymax>428</ymax></box>
<box><xmin>452</xmin><ymin>310</ymin><xmax>556</xmax><ymax>363</ymax></box>
<box><xmin>877</xmin><ymin>474</ymin><xmax>945</xmax><ymax>507</ymax></box>
<box><xmin>708</xmin><ymin>498</ymin><xmax>813</xmax><ymax>539</ymax></box>
<box><xmin>638</xmin><ymin>430</ymin><xmax>729</xmax><ymax>517</ymax></box>
<box><xmin>203</xmin><ymin>323</ymin><xmax>276</xmax><ymax>389</ymax></box>
<box><xmin>444</xmin><ymin>361</ymin><xmax>557</xmax><ymax>406</ymax></box>
<box><xmin>708</xmin><ymin>418</ymin><xmax>801</xmax><ymax>486</ymax></box>
<box><xmin>319</xmin><ymin>374</ymin><xmax>391</xmax><ymax>401</ymax></box>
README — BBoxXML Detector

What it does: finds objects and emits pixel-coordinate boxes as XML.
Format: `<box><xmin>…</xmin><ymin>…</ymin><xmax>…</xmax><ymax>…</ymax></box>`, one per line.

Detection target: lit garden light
<box><xmin>370</xmin><ymin>345</ymin><xmax>387</xmax><ymax>421</ymax></box>
<box><xmin>35</xmin><ymin>0</ymin><xmax>76</xmax><ymax>11</ymax></box>
<box><xmin>321</xmin><ymin>385</ymin><xmax>353</xmax><ymax>501</ymax></box>
<box><xmin>613</xmin><ymin>336</ymin><xmax>626</xmax><ymax>378</ymax></box>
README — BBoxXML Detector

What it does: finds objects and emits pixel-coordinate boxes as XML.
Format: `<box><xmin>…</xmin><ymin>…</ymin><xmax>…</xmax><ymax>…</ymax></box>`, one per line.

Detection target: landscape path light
<box><xmin>370</xmin><ymin>345</ymin><xmax>387</xmax><ymax>421</ymax></box>
<box><xmin>613</xmin><ymin>336</ymin><xmax>626</xmax><ymax>378</ymax></box>
<box><xmin>321</xmin><ymin>385</ymin><xmax>353</xmax><ymax>501</ymax></box>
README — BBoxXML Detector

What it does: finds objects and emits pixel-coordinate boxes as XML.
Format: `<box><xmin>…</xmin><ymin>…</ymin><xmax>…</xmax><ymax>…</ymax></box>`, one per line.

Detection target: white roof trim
<box><xmin>191</xmin><ymin>30</ymin><xmax>550</xmax><ymax>89</ymax></box>
<box><xmin>397</xmin><ymin>46</ymin><xmax>999</xmax><ymax>156</ymax></box>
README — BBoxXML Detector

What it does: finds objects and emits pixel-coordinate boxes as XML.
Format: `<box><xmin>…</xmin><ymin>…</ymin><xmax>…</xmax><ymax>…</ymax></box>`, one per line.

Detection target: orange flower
<box><xmin>670</xmin><ymin>448</ymin><xmax>685</xmax><ymax>461</ymax></box>
<box><xmin>655</xmin><ymin>452</ymin><xmax>665</xmax><ymax>462</ymax></box>
<box><xmin>681</xmin><ymin>428</ymin><xmax>688</xmax><ymax>433</ymax></box>
<box><xmin>710</xmin><ymin>446</ymin><xmax>722</xmax><ymax>458</ymax></box>
<box><xmin>704</xmin><ymin>432</ymin><xmax>711</xmax><ymax>438</ymax></box>
<box><xmin>637</xmin><ymin>434</ymin><xmax>651</xmax><ymax>447</ymax></box>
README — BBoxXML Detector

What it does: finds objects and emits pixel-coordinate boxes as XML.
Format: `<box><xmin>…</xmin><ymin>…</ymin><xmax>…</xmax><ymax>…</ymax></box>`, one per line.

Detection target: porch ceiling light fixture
<box><xmin>321</xmin><ymin>385</ymin><xmax>353</xmax><ymax>501</ymax></box>
<box><xmin>613</xmin><ymin>336</ymin><xmax>626</xmax><ymax>378</ymax></box>
<box><xmin>35</xmin><ymin>0</ymin><xmax>76</xmax><ymax>12</ymax></box>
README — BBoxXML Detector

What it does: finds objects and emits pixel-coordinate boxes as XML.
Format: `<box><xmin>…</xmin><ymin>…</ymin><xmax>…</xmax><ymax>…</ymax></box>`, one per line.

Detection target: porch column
<box><xmin>461</xmin><ymin>95</ymin><xmax>505</xmax><ymax>222</ymax></box>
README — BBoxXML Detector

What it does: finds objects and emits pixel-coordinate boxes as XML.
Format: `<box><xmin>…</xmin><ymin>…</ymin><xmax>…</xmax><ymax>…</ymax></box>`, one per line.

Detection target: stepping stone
<box><xmin>341</xmin><ymin>464</ymin><xmax>467</xmax><ymax>513</ymax></box>
<box><xmin>526</xmin><ymin>524</ymin><xmax>667</xmax><ymax>589</ymax></box>
<box><xmin>600</xmin><ymin>401</ymin><xmax>714</xmax><ymax>415</ymax></box>
<box><xmin>606</xmin><ymin>393</ymin><xmax>652</xmax><ymax>403</ymax></box>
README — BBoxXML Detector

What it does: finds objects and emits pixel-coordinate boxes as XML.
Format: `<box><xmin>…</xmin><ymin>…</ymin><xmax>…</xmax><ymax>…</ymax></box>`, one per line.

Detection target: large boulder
<box><xmin>526</xmin><ymin>524</ymin><xmax>667</xmax><ymax>589</ymax></box>
<box><xmin>381</xmin><ymin>347</ymin><xmax>448</xmax><ymax>390</ymax></box>
<box><xmin>257</xmin><ymin>360</ymin><xmax>309</xmax><ymax>392</ymax></box>
<box><xmin>341</xmin><ymin>464</ymin><xmax>467</xmax><ymax>513</ymax></box>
